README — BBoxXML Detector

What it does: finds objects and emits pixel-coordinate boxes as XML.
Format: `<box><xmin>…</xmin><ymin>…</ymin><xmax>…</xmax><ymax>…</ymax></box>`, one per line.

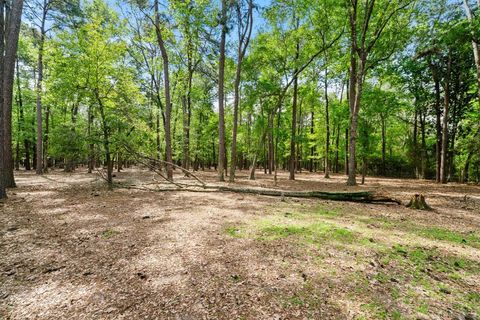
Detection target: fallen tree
<box><xmin>117</xmin><ymin>144</ymin><xmax>401</xmax><ymax>205</ymax></box>
<box><xmin>125</xmin><ymin>183</ymin><xmax>401</xmax><ymax>204</ymax></box>
<box><xmin>213</xmin><ymin>186</ymin><xmax>401</xmax><ymax>203</ymax></box>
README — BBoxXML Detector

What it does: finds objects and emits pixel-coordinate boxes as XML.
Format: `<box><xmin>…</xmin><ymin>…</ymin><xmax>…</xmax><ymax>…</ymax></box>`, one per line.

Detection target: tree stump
<box><xmin>406</xmin><ymin>194</ymin><xmax>431</xmax><ymax>210</ymax></box>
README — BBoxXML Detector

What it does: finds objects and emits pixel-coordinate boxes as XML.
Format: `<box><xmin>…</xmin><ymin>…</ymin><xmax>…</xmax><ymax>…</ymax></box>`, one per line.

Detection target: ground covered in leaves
<box><xmin>1</xmin><ymin>168</ymin><xmax>480</xmax><ymax>319</ymax></box>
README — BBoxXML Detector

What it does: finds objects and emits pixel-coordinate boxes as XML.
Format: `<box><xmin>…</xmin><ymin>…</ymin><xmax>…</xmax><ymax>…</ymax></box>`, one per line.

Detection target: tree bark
<box><xmin>96</xmin><ymin>91</ymin><xmax>112</xmax><ymax>187</ymax></box>
<box><xmin>413</xmin><ymin>107</ymin><xmax>418</xmax><ymax>178</ymax></box>
<box><xmin>16</xmin><ymin>58</ymin><xmax>30</xmax><ymax>170</ymax></box>
<box><xmin>345</xmin><ymin>128</ymin><xmax>349</xmax><ymax>175</ymax></box>
<box><xmin>420</xmin><ymin>110</ymin><xmax>427</xmax><ymax>179</ymax></box>
<box><xmin>87</xmin><ymin>105</ymin><xmax>94</xmax><ymax>173</ymax></box>
<box><xmin>381</xmin><ymin>114</ymin><xmax>386</xmax><ymax>176</ymax></box>
<box><xmin>310</xmin><ymin>110</ymin><xmax>315</xmax><ymax>172</ymax></box>
<box><xmin>324</xmin><ymin>66</ymin><xmax>330</xmax><ymax>178</ymax></box>
<box><xmin>289</xmin><ymin>21</ymin><xmax>300</xmax><ymax>181</ymax></box>
<box><xmin>153</xmin><ymin>0</ymin><xmax>173</xmax><ymax>181</ymax></box>
<box><xmin>334</xmin><ymin>124</ymin><xmax>340</xmax><ymax>173</ymax></box>
<box><xmin>35</xmin><ymin>2</ymin><xmax>48</xmax><ymax>175</ymax></box>
<box><xmin>217</xmin><ymin>0</ymin><xmax>227</xmax><ymax>181</ymax></box>
<box><xmin>182</xmin><ymin>35</ymin><xmax>194</xmax><ymax>171</ymax></box>
<box><xmin>268</xmin><ymin>112</ymin><xmax>274</xmax><ymax>174</ymax></box>
<box><xmin>347</xmin><ymin>56</ymin><xmax>366</xmax><ymax>186</ymax></box>
<box><xmin>1</xmin><ymin>0</ymin><xmax>24</xmax><ymax>195</ymax></box>
<box><xmin>230</xmin><ymin>0</ymin><xmax>252</xmax><ymax>182</ymax></box>
<box><xmin>430</xmin><ymin>62</ymin><xmax>442</xmax><ymax>183</ymax></box>
<box><xmin>0</xmin><ymin>0</ymin><xmax>4</xmax><ymax>198</ymax></box>
<box><xmin>440</xmin><ymin>53</ymin><xmax>452</xmax><ymax>184</ymax></box>
<box><xmin>134</xmin><ymin>184</ymin><xmax>401</xmax><ymax>205</ymax></box>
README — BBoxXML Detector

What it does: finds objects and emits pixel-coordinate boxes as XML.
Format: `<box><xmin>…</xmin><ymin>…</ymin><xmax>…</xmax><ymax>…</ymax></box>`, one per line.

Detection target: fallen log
<box><xmin>125</xmin><ymin>183</ymin><xmax>401</xmax><ymax>204</ymax></box>
<box><xmin>213</xmin><ymin>186</ymin><xmax>401</xmax><ymax>204</ymax></box>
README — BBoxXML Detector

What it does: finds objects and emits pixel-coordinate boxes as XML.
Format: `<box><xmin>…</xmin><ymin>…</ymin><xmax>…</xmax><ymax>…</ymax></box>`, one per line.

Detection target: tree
<box><xmin>1</xmin><ymin>0</ymin><xmax>24</xmax><ymax>197</ymax></box>
<box><xmin>229</xmin><ymin>0</ymin><xmax>253</xmax><ymax>182</ymax></box>
<box><xmin>152</xmin><ymin>0</ymin><xmax>173</xmax><ymax>180</ymax></box>
<box><xmin>217</xmin><ymin>0</ymin><xmax>227</xmax><ymax>181</ymax></box>
<box><xmin>462</xmin><ymin>0</ymin><xmax>480</xmax><ymax>106</ymax></box>
<box><xmin>346</xmin><ymin>0</ymin><xmax>413</xmax><ymax>186</ymax></box>
<box><xmin>25</xmin><ymin>0</ymin><xmax>81</xmax><ymax>174</ymax></box>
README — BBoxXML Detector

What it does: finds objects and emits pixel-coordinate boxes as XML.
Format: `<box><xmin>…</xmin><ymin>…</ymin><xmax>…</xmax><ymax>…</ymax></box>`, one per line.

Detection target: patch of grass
<box><xmin>463</xmin><ymin>292</ymin><xmax>480</xmax><ymax>313</ymax></box>
<box><xmin>283</xmin><ymin>206</ymin><xmax>340</xmax><ymax>220</ymax></box>
<box><xmin>466</xmin><ymin>292</ymin><xmax>480</xmax><ymax>304</ymax></box>
<box><xmin>286</xmin><ymin>295</ymin><xmax>305</xmax><ymax>307</ymax></box>
<box><xmin>260</xmin><ymin>225</ymin><xmax>308</xmax><ymax>240</ymax></box>
<box><xmin>358</xmin><ymin>215</ymin><xmax>480</xmax><ymax>249</ymax></box>
<box><xmin>359</xmin><ymin>216</ymin><xmax>395</xmax><ymax>228</ymax></box>
<box><xmin>225</xmin><ymin>226</ymin><xmax>244</xmax><ymax>238</ymax></box>
<box><xmin>417</xmin><ymin>303</ymin><xmax>429</xmax><ymax>314</ymax></box>
<box><xmin>415</xmin><ymin>227</ymin><xmax>480</xmax><ymax>248</ymax></box>
<box><xmin>315</xmin><ymin>207</ymin><xmax>340</xmax><ymax>217</ymax></box>
<box><xmin>101</xmin><ymin>229</ymin><xmax>120</xmax><ymax>239</ymax></box>
<box><xmin>361</xmin><ymin>301</ymin><xmax>389</xmax><ymax>319</ymax></box>
<box><xmin>391</xmin><ymin>310</ymin><xmax>403</xmax><ymax>320</ymax></box>
<box><xmin>257</xmin><ymin>221</ymin><xmax>355</xmax><ymax>245</ymax></box>
<box><xmin>389</xmin><ymin>245</ymin><xmax>480</xmax><ymax>276</ymax></box>
<box><xmin>365</xmin><ymin>244</ymin><xmax>480</xmax><ymax>316</ymax></box>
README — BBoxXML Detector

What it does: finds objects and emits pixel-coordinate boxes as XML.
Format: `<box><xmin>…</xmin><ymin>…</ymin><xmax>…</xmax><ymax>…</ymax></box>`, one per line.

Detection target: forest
<box><xmin>1</xmin><ymin>0</ymin><xmax>480</xmax><ymax>319</ymax></box>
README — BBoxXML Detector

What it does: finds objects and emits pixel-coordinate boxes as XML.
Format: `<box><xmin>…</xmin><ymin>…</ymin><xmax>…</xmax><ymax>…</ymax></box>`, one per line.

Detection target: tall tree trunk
<box><xmin>156</xmin><ymin>99</ymin><xmax>161</xmax><ymax>161</ymax></box>
<box><xmin>310</xmin><ymin>110</ymin><xmax>315</xmax><ymax>172</ymax></box>
<box><xmin>345</xmin><ymin>128</ymin><xmax>349</xmax><ymax>175</ymax></box>
<box><xmin>154</xmin><ymin>0</ymin><xmax>173</xmax><ymax>181</ymax></box>
<box><xmin>1</xmin><ymin>0</ymin><xmax>24</xmax><ymax>195</ymax></box>
<box><xmin>347</xmin><ymin>55</ymin><xmax>366</xmax><ymax>186</ymax></box>
<box><xmin>347</xmin><ymin>15</ymin><xmax>358</xmax><ymax>185</ymax></box>
<box><xmin>182</xmin><ymin>95</ymin><xmax>189</xmax><ymax>169</ymax></box>
<box><xmin>182</xmin><ymin>48</ymin><xmax>194</xmax><ymax>170</ymax></box>
<box><xmin>381</xmin><ymin>114</ymin><xmax>386</xmax><ymax>176</ymax></box>
<box><xmin>96</xmin><ymin>92</ymin><xmax>112</xmax><ymax>186</ymax></box>
<box><xmin>87</xmin><ymin>106</ymin><xmax>94</xmax><ymax>173</ymax></box>
<box><xmin>289</xmin><ymin>72</ymin><xmax>298</xmax><ymax>181</ymax></box>
<box><xmin>35</xmin><ymin>5</ymin><xmax>47</xmax><ymax>175</ymax></box>
<box><xmin>230</xmin><ymin>0</ymin><xmax>253</xmax><ymax>182</ymax></box>
<box><xmin>413</xmin><ymin>107</ymin><xmax>419</xmax><ymax>178</ymax></box>
<box><xmin>230</xmin><ymin>64</ymin><xmax>239</xmax><ymax>181</ymax></box>
<box><xmin>361</xmin><ymin>156</ymin><xmax>367</xmax><ymax>185</ymax></box>
<box><xmin>65</xmin><ymin>103</ymin><xmax>79</xmax><ymax>172</ymax></box>
<box><xmin>274</xmin><ymin>103</ymin><xmax>282</xmax><ymax>185</ymax></box>
<box><xmin>324</xmin><ymin>66</ymin><xmax>330</xmax><ymax>178</ymax></box>
<box><xmin>420</xmin><ymin>110</ymin><xmax>427</xmax><ymax>179</ymax></box>
<box><xmin>217</xmin><ymin>0</ymin><xmax>227</xmax><ymax>181</ymax></box>
<box><xmin>0</xmin><ymin>0</ymin><xmax>5</xmax><ymax>198</ymax></box>
<box><xmin>44</xmin><ymin>102</ymin><xmax>50</xmax><ymax>172</ymax></box>
<box><xmin>429</xmin><ymin>62</ymin><xmax>442</xmax><ymax>183</ymax></box>
<box><xmin>16</xmin><ymin>58</ymin><xmax>29</xmax><ymax>170</ymax></box>
<box><xmin>440</xmin><ymin>53</ymin><xmax>452</xmax><ymax>184</ymax></box>
<box><xmin>297</xmin><ymin>98</ymin><xmax>302</xmax><ymax>173</ymax></box>
<box><xmin>334</xmin><ymin>124</ymin><xmax>340</xmax><ymax>173</ymax></box>
<box><xmin>268</xmin><ymin>112</ymin><xmax>274</xmax><ymax>174</ymax></box>
<box><xmin>463</xmin><ymin>150</ymin><xmax>473</xmax><ymax>183</ymax></box>
<box><xmin>289</xmin><ymin>35</ymin><xmax>300</xmax><ymax>180</ymax></box>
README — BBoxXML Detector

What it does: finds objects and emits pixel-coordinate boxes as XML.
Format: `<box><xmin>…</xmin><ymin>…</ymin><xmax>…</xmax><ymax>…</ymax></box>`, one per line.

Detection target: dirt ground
<box><xmin>1</xmin><ymin>168</ymin><xmax>479</xmax><ymax>319</ymax></box>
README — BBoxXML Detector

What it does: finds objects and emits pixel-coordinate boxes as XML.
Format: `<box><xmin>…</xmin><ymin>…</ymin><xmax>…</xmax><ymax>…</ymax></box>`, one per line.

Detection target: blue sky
<box><xmin>106</xmin><ymin>0</ymin><xmax>272</xmax><ymax>36</ymax></box>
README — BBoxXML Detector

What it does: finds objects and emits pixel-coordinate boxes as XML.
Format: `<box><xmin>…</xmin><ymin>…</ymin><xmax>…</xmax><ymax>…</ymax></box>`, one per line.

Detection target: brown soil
<box><xmin>1</xmin><ymin>168</ymin><xmax>479</xmax><ymax>319</ymax></box>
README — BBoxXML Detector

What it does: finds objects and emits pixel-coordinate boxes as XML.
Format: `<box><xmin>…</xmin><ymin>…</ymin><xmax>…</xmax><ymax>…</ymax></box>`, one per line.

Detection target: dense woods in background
<box><xmin>1</xmin><ymin>0</ymin><xmax>480</xmax><ymax>198</ymax></box>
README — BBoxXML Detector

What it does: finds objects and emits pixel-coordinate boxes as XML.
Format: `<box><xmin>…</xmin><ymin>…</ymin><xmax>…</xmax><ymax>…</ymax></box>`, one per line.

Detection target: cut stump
<box><xmin>406</xmin><ymin>194</ymin><xmax>431</xmax><ymax>210</ymax></box>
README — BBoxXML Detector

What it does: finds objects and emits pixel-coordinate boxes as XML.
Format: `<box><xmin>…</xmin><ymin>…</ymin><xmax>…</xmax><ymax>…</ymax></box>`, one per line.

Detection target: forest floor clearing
<box><xmin>1</xmin><ymin>169</ymin><xmax>480</xmax><ymax>319</ymax></box>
